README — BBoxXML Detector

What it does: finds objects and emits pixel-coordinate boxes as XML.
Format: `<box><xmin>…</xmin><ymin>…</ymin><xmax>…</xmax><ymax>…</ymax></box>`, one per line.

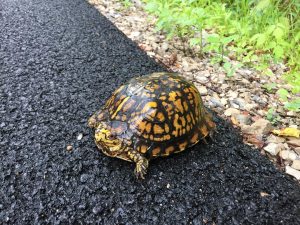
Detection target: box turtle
<box><xmin>88</xmin><ymin>72</ymin><xmax>215</xmax><ymax>179</ymax></box>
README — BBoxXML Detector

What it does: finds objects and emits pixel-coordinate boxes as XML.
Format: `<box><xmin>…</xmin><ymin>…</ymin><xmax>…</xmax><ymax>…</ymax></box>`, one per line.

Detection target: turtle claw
<box><xmin>134</xmin><ymin>159</ymin><xmax>149</xmax><ymax>179</ymax></box>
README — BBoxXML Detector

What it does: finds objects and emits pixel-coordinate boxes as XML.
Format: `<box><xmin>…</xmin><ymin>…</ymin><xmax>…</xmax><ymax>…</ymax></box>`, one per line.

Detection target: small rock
<box><xmin>92</xmin><ymin>205</ymin><xmax>103</xmax><ymax>214</ymax></box>
<box><xmin>291</xmin><ymin>160</ymin><xmax>300</xmax><ymax>170</ymax></box>
<box><xmin>224</xmin><ymin>108</ymin><xmax>240</xmax><ymax>117</ymax></box>
<box><xmin>66</xmin><ymin>145</ymin><xmax>73</xmax><ymax>151</ymax></box>
<box><xmin>195</xmin><ymin>76</ymin><xmax>208</xmax><ymax>83</ymax></box>
<box><xmin>80</xmin><ymin>174</ymin><xmax>89</xmax><ymax>183</ymax></box>
<box><xmin>264</xmin><ymin>143</ymin><xmax>282</xmax><ymax>156</ymax></box>
<box><xmin>129</xmin><ymin>31</ymin><xmax>140</xmax><ymax>38</ymax></box>
<box><xmin>209</xmin><ymin>97</ymin><xmax>223</xmax><ymax>108</ymax></box>
<box><xmin>260</xmin><ymin>192</ymin><xmax>270</xmax><ymax>197</ymax></box>
<box><xmin>266</xmin><ymin>134</ymin><xmax>285</xmax><ymax>144</ymax></box>
<box><xmin>241</xmin><ymin>119</ymin><xmax>273</xmax><ymax>136</ymax></box>
<box><xmin>295</xmin><ymin>147</ymin><xmax>300</xmax><ymax>155</ymax></box>
<box><xmin>232</xmin><ymin>98</ymin><xmax>246</xmax><ymax>110</ymax></box>
<box><xmin>77</xmin><ymin>133</ymin><xmax>83</xmax><ymax>141</ymax></box>
<box><xmin>227</xmin><ymin>91</ymin><xmax>238</xmax><ymax>99</ymax></box>
<box><xmin>197</xmin><ymin>86</ymin><xmax>208</xmax><ymax>95</ymax></box>
<box><xmin>235</xmin><ymin>114</ymin><xmax>252</xmax><ymax>125</ymax></box>
<box><xmin>237</xmin><ymin>68</ymin><xmax>252</xmax><ymax>76</ymax></box>
<box><xmin>166</xmin><ymin>183</ymin><xmax>170</xmax><ymax>189</ymax></box>
<box><xmin>287</xmin><ymin>137</ymin><xmax>300</xmax><ymax>147</ymax></box>
<box><xmin>280</xmin><ymin>150</ymin><xmax>297</xmax><ymax>161</ymax></box>
<box><xmin>285</xmin><ymin>166</ymin><xmax>300</xmax><ymax>180</ymax></box>
<box><xmin>161</xmin><ymin>43</ymin><xmax>169</xmax><ymax>51</ymax></box>
<box><xmin>220</xmin><ymin>98</ymin><xmax>228</xmax><ymax>106</ymax></box>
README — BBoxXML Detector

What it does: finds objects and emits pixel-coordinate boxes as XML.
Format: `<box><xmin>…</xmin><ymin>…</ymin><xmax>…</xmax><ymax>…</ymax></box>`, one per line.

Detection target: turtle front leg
<box><xmin>127</xmin><ymin>150</ymin><xmax>149</xmax><ymax>179</ymax></box>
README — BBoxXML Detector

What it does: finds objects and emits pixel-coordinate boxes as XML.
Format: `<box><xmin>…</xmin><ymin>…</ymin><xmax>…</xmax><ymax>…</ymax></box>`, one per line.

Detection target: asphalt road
<box><xmin>1</xmin><ymin>0</ymin><xmax>300</xmax><ymax>224</ymax></box>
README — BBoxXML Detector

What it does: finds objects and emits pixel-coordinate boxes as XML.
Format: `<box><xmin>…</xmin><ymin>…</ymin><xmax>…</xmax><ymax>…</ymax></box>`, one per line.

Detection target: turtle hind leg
<box><xmin>127</xmin><ymin>149</ymin><xmax>149</xmax><ymax>179</ymax></box>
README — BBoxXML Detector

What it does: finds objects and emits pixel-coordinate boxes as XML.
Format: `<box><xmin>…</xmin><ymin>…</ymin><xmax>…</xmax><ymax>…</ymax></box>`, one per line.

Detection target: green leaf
<box><xmin>190</xmin><ymin>38</ymin><xmax>201</xmax><ymax>46</ymax></box>
<box><xmin>284</xmin><ymin>98</ymin><xmax>300</xmax><ymax>111</ymax></box>
<box><xmin>277</xmin><ymin>88</ymin><xmax>289</xmax><ymax>101</ymax></box>
<box><xmin>273</xmin><ymin>26</ymin><xmax>285</xmax><ymax>40</ymax></box>
<box><xmin>273</xmin><ymin>45</ymin><xmax>284</xmax><ymax>59</ymax></box>
<box><xmin>221</xmin><ymin>35</ymin><xmax>238</xmax><ymax>45</ymax></box>
<box><xmin>263</xmin><ymin>83</ymin><xmax>277</xmax><ymax>92</ymax></box>
<box><xmin>207</xmin><ymin>34</ymin><xmax>220</xmax><ymax>43</ymax></box>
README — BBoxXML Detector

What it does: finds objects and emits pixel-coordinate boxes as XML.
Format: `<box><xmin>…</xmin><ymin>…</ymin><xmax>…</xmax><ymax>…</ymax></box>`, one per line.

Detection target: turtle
<box><xmin>88</xmin><ymin>72</ymin><xmax>215</xmax><ymax>179</ymax></box>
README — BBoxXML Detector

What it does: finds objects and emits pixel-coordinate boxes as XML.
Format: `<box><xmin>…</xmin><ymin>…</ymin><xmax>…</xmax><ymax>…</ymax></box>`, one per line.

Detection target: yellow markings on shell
<box><xmin>138</xmin><ymin>120</ymin><xmax>147</xmax><ymax>132</ymax></box>
<box><xmin>168</xmin><ymin>91</ymin><xmax>177</xmax><ymax>101</ymax></box>
<box><xmin>179</xmin><ymin>141</ymin><xmax>188</xmax><ymax>150</ymax></box>
<box><xmin>153</xmin><ymin>137</ymin><xmax>164</xmax><ymax>142</ymax></box>
<box><xmin>164</xmin><ymin>134</ymin><xmax>171</xmax><ymax>140</ymax></box>
<box><xmin>162</xmin><ymin>101</ymin><xmax>173</xmax><ymax>116</ymax></box>
<box><xmin>174</xmin><ymin>99</ymin><xmax>184</xmax><ymax>114</ymax></box>
<box><xmin>165</xmin><ymin>146</ymin><xmax>175</xmax><ymax>155</ymax></box>
<box><xmin>190</xmin><ymin>131</ymin><xmax>199</xmax><ymax>143</ymax></box>
<box><xmin>183</xmin><ymin>101</ymin><xmax>189</xmax><ymax>112</ymax></box>
<box><xmin>159</xmin><ymin>96</ymin><xmax>167</xmax><ymax>101</ymax></box>
<box><xmin>186</xmin><ymin>125</ymin><xmax>191</xmax><ymax>132</ymax></box>
<box><xmin>156</xmin><ymin>112</ymin><xmax>165</xmax><ymax>122</ymax></box>
<box><xmin>186</xmin><ymin>114</ymin><xmax>191</xmax><ymax>123</ymax></box>
<box><xmin>141</xmin><ymin>102</ymin><xmax>157</xmax><ymax>114</ymax></box>
<box><xmin>172</xmin><ymin>129</ymin><xmax>178</xmax><ymax>137</ymax></box>
<box><xmin>173</xmin><ymin>114</ymin><xmax>182</xmax><ymax>130</ymax></box>
<box><xmin>152</xmin><ymin>147</ymin><xmax>161</xmax><ymax>156</ymax></box>
<box><xmin>97</xmin><ymin>112</ymin><xmax>104</xmax><ymax>120</ymax></box>
<box><xmin>149</xmin><ymin>134</ymin><xmax>154</xmax><ymax>140</ymax></box>
<box><xmin>190</xmin><ymin>112</ymin><xmax>196</xmax><ymax>125</ymax></box>
<box><xmin>164</xmin><ymin>123</ymin><xmax>169</xmax><ymax>133</ymax></box>
<box><xmin>153</xmin><ymin>124</ymin><xmax>164</xmax><ymax>134</ymax></box>
<box><xmin>149</xmin><ymin>108</ymin><xmax>157</xmax><ymax>118</ymax></box>
<box><xmin>139</xmin><ymin>144</ymin><xmax>148</xmax><ymax>154</ymax></box>
<box><xmin>183</xmin><ymin>88</ymin><xmax>190</xmax><ymax>93</ymax></box>
<box><xmin>114</xmin><ymin>85</ymin><xmax>124</xmax><ymax>95</ymax></box>
<box><xmin>122</xmin><ymin>99</ymin><xmax>135</xmax><ymax>112</ymax></box>
<box><xmin>180</xmin><ymin>116</ymin><xmax>186</xmax><ymax>127</ymax></box>
<box><xmin>145</xmin><ymin>122</ymin><xmax>152</xmax><ymax>133</ymax></box>
<box><xmin>176</xmin><ymin>91</ymin><xmax>182</xmax><ymax>97</ymax></box>
<box><xmin>111</xmin><ymin>96</ymin><xmax>130</xmax><ymax>119</ymax></box>
<box><xmin>105</xmin><ymin>96</ymin><xmax>114</xmax><ymax>107</ymax></box>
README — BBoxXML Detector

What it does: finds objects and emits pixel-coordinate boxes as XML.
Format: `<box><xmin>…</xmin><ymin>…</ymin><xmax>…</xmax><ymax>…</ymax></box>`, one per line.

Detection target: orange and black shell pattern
<box><xmin>91</xmin><ymin>72</ymin><xmax>215</xmax><ymax>158</ymax></box>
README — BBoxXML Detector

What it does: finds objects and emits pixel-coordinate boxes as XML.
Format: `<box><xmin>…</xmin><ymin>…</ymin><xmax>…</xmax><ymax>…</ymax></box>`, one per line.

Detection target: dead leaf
<box><xmin>244</xmin><ymin>134</ymin><xmax>264</xmax><ymax>148</ymax></box>
<box><xmin>272</xmin><ymin>127</ymin><xmax>300</xmax><ymax>138</ymax></box>
<box><xmin>231</xmin><ymin>116</ymin><xmax>239</xmax><ymax>126</ymax></box>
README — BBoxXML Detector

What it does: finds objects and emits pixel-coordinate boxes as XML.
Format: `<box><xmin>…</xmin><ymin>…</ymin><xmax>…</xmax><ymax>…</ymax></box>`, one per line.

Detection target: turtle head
<box><xmin>94</xmin><ymin>122</ymin><xmax>129</xmax><ymax>157</ymax></box>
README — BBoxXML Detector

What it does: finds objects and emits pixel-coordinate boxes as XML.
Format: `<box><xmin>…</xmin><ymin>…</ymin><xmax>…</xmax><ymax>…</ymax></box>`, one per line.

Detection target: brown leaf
<box><xmin>244</xmin><ymin>134</ymin><xmax>264</xmax><ymax>148</ymax></box>
<box><xmin>168</xmin><ymin>53</ymin><xmax>177</xmax><ymax>66</ymax></box>
<box><xmin>231</xmin><ymin>116</ymin><xmax>239</xmax><ymax>126</ymax></box>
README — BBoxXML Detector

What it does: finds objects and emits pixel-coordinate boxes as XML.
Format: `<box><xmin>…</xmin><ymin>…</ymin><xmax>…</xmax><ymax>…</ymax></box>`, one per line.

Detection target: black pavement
<box><xmin>0</xmin><ymin>0</ymin><xmax>299</xmax><ymax>224</ymax></box>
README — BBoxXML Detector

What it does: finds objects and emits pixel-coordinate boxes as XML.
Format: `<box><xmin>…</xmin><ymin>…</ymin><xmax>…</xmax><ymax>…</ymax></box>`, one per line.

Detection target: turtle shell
<box><xmin>90</xmin><ymin>72</ymin><xmax>215</xmax><ymax>158</ymax></box>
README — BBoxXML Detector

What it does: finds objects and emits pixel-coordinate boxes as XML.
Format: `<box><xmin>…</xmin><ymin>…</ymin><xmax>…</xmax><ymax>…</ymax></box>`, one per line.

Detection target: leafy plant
<box><xmin>266</xmin><ymin>107</ymin><xmax>280</xmax><ymax>124</ymax></box>
<box><xmin>142</xmin><ymin>0</ymin><xmax>300</xmax><ymax>111</ymax></box>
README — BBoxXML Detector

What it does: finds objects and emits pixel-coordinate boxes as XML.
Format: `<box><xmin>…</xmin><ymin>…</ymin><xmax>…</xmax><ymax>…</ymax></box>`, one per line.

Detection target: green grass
<box><xmin>139</xmin><ymin>0</ymin><xmax>300</xmax><ymax>111</ymax></box>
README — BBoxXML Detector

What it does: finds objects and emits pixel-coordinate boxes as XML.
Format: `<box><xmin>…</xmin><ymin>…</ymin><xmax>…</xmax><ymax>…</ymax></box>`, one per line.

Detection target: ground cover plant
<box><xmin>138</xmin><ymin>0</ymin><xmax>300</xmax><ymax>111</ymax></box>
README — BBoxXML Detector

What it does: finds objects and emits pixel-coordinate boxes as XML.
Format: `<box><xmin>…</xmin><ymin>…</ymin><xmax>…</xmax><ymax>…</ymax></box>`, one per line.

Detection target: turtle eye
<box><xmin>107</xmin><ymin>134</ymin><xmax>116</xmax><ymax>140</ymax></box>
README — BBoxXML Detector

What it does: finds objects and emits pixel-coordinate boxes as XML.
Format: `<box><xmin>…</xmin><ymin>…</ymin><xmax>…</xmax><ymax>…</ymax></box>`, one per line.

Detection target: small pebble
<box><xmin>66</xmin><ymin>145</ymin><xmax>73</xmax><ymax>151</ymax></box>
<box><xmin>77</xmin><ymin>133</ymin><xmax>83</xmax><ymax>141</ymax></box>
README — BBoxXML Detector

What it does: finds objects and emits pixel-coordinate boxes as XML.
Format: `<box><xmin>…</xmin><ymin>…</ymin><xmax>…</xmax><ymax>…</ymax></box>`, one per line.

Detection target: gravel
<box><xmin>0</xmin><ymin>0</ymin><xmax>300</xmax><ymax>224</ymax></box>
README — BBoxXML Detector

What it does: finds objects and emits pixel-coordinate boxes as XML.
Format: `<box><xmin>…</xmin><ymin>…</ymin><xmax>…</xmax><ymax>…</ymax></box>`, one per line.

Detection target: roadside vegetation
<box><xmin>136</xmin><ymin>0</ymin><xmax>300</xmax><ymax>111</ymax></box>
